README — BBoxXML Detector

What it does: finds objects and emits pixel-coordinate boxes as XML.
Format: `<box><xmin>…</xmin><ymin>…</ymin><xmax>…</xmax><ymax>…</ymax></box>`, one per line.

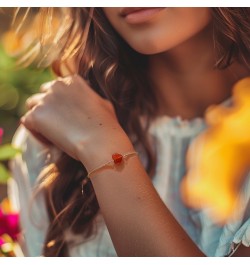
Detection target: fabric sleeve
<box><xmin>8</xmin><ymin>125</ymin><xmax>54</xmax><ymax>256</ymax></box>
<box><xmin>232</xmin><ymin>219</ymin><xmax>250</xmax><ymax>248</ymax></box>
<box><xmin>215</xmin><ymin>172</ymin><xmax>250</xmax><ymax>256</ymax></box>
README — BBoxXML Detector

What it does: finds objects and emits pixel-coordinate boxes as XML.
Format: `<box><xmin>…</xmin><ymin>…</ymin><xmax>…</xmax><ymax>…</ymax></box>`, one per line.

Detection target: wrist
<box><xmin>76</xmin><ymin>128</ymin><xmax>135</xmax><ymax>172</ymax></box>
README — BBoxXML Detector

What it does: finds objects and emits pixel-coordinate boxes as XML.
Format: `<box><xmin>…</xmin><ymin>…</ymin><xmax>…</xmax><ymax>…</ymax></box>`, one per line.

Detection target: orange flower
<box><xmin>1</xmin><ymin>30</ymin><xmax>35</xmax><ymax>56</ymax></box>
<box><xmin>2</xmin><ymin>9</ymin><xmax>61</xmax><ymax>57</ymax></box>
<box><xmin>181</xmin><ymin>77</ymin><xmax>250</xmax><ymax>224</ymax></box>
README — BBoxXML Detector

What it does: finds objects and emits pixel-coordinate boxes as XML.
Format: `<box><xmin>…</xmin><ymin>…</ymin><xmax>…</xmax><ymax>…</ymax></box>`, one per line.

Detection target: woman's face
<box><xmin>102</xmin><ymin>7</ymin><xmax>211</xmax><ymax>55</ymax></box>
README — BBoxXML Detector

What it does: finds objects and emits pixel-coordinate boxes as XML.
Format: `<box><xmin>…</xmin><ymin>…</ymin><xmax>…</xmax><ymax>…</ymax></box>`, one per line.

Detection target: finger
<box><xmin>27</xmin><ymin>129</ymin><xmax>53</xmax><ymax>146</ymax></box>
<box><xmin>20</xmin><ymin>110</ymin><xmax>36</xmax><ymax>133</ymax></box>
<box><xmin>40</xmin><ymin>80</ymin><xmax>56</xmax><ymax>93</ymax></box>
<box><xmin>25</xmin><ymin>93</ymin><xmax>45</xmax><ymax>110</ymax></box>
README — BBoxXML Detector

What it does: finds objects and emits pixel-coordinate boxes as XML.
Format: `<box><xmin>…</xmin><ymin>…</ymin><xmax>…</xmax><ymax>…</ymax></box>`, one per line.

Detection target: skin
<box><xmin>103</xmin><ymin>8</ymin><xmax>212</xmax><ymax>55</ymax></box>
<box><xmin>21</xmin><ymin>8</ymin><xmax>250</xmax><ymax>256</ymax></box>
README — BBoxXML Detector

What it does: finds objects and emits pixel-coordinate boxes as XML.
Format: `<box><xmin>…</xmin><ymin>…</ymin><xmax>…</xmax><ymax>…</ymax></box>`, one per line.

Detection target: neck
<box><xmin>148</xmin><ymin>24</ymin><xmax>249</xmax><ymax>120</ymax></box>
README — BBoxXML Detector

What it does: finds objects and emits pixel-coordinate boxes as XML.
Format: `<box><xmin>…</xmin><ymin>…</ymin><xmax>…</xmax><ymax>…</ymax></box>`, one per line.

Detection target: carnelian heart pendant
<box><xmin>112</xmin><ymin>153</ymin><xmax>123</xmax><ymax>164</ymax></box>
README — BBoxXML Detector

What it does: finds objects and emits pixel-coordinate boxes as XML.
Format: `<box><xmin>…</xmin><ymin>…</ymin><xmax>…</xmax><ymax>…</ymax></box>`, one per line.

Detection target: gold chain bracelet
<box><xmin>81</xmin><ymin>151</ymin><xmax>138</xmax><ymax>195</ymax></box>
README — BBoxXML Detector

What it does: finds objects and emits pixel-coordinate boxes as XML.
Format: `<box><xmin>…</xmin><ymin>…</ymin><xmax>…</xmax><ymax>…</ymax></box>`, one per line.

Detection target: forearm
<box><xmin>79</xmin><ymin>135</ymin><xmax>205</xmax><ymax>257</ymax></box>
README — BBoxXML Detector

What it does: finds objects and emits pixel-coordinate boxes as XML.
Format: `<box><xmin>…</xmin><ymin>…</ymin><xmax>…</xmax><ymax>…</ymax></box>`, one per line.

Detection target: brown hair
<box><xmin>15</xmin><ymin>7</ymin><xmax>250</xmax><ymax>256</ymax></box>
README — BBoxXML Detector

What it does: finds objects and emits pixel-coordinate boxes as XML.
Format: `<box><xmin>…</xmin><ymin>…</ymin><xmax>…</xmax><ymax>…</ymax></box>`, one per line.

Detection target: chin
<box><xmin>128</xmin><ymin>40</ymin><xmax>168</xmax><ymax>55</ymax></box>
<box><xmin>124</xmin><ymin>30</ymin><xmax>179</xmax><ymax>55</ymax></box>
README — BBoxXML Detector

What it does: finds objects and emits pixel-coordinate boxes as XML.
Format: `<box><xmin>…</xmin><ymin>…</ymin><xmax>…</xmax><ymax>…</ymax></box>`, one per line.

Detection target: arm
<box><xmin>82</xmin><ymin>140</ymin><xmax>204</xmax><ymax>256</ymax></box>
<box><xmin>21</xmin><ymin>75</ymin><xmax>249</xmax><ymax>256</ymax></box>
<box><xmin>232</xmin><ymin>245</ymin><xmax>250</xmax><ymax>257</ymax></box>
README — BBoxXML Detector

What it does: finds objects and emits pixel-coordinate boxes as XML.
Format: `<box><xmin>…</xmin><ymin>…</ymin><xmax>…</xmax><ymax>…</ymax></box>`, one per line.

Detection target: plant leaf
<box><xmin>0</xmin><ymin>163</ymin><xmax>11</xmax><ymax>184</ymax></box>
<box><xmin>0</xmin><ymin>144</ymin><xmax>21</xmax><ymax>161</ymax></box>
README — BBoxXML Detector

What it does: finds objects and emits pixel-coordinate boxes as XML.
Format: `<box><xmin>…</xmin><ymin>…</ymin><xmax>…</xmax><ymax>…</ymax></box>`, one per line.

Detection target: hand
<box><xmin>21</xmin><ymin>75</ymin><xmax>134</xmax><ymax>171</ymax></box>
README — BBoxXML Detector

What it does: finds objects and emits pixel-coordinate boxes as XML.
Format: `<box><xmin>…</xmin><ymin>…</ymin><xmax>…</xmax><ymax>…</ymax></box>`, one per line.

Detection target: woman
<box><xmin>10</xmin><ymin>7</ymin><xmax>250</xmax><ymax>256</ymax></box>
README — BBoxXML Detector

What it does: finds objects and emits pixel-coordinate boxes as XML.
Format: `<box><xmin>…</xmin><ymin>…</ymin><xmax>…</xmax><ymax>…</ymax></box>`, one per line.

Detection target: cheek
<box><xmin>104</xmin><ymin>8</ymin><xmax>212</xmax><ymax>55</ymax></box>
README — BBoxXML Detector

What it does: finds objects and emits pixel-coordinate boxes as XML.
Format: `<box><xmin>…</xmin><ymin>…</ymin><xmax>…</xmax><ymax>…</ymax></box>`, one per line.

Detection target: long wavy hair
<box><xmin>14</xmin><ymin>7</ymin><xmax>250</xmax><ymax>256</ymax></box>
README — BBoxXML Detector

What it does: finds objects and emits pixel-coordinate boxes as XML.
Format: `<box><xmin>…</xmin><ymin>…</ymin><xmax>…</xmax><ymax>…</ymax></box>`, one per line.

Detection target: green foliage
<box><xmin>0</xmin><ymin>144</ymin><xmax>21</xmax><ymax>184</ymax></box>
<box><xmin>0</xmin><ymin>43</ymin><xmax>54</xmax><ymax>143</ymax></box>
<box><xmin>0</xmin><ymin>144</ymin><xmax>21</xmax><ymax>161</ymax></box>
<box><xmin>0</xmin><ymin>38</ymin><xmax>53</xmax><ymax>187</ymax></box>
<box><xmin>0</xmin><ymin>163</ymin><xmax>12</xmax><ymax>184</ymax></box>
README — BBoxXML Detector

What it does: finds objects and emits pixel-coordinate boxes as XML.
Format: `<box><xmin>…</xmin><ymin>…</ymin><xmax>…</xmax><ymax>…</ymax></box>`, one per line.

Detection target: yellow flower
<box><xmin>181</xmin><ymin>77</ymin><xmax>250</xmax><ymax>224</ymax></box>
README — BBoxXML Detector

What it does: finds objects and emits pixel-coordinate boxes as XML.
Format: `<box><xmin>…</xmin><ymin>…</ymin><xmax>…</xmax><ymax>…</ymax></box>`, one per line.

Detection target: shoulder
<box><xmin>8</xmin><ymin>126</ymin><xmax>53</xmax><ymax>256</ymax></box>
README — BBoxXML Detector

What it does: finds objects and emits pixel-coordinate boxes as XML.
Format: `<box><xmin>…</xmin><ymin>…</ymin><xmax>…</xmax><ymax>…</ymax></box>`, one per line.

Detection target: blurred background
<box><xmin>0</xmin><ymin>8</ymin><xmax>53</xmax><ymax>201</ymax></box>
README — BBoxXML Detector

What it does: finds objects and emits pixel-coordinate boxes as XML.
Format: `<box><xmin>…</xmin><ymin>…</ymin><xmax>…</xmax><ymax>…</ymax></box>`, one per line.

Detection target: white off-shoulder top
<box><xmin>8</xmin><ymin>102</ymin><xmax>250</xmax><ymax>257</ymax></box>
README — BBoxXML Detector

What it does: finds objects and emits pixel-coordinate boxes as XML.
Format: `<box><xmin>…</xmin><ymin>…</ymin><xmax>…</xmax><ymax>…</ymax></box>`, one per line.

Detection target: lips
<box><xmin>119</xmin><ymin>7</ymin><xmax>166</xmax><ymax>24</ymax></box>
<box><xmin>120</xmin><ymin>7</ymin><xmax>154</xmax><ymax>17</ymax></box>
